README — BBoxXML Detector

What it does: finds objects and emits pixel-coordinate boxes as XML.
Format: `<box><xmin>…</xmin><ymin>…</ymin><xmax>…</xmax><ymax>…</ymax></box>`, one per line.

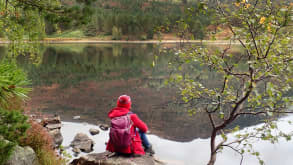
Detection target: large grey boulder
<box><xmin>70</xmin><ymin>152</ymin><xmax>164</xmax><ymax>165</ymax></box>
<box><xmin>70</xmin><ymin>133</ymin><xmax>94</xmax><ymax>153</ymax></box>
<box><xmin>4</xmin><ymin>145</ymin><xmax>39</xmax><ymax>165</ymax></box>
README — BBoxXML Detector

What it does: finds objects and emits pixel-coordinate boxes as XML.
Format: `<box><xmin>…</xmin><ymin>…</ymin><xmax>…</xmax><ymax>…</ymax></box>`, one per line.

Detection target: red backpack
<box><xmin>109</xmin><ymin>114</ymin><xmax>133</xmax><ymax>148</ymax></box>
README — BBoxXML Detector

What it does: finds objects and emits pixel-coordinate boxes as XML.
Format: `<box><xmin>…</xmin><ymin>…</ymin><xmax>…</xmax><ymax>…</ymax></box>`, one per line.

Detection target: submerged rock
<box><xmin>70</xmin><ymin>133</ymin><xmax>94</xmax><ymax>153</ymax></box>
<box><xmin>89</xmin><ymin>128</ymin><xmax>100</xmax><ymax>136</ymax></box>
<box><xmin>99</xmin><ymin>124</ymin><xmax>109</xmax><ymax>131</ymax></box>
<box><xmin>73</xmin><ymin>116</ymin><xmax>81</xmax><ymax>120</ymax></box>
<box><xmin>4</xmin><ymin>145</ymin><xmax>39</xmax><ymax>165</ymax></box>
<box><xmin>70</xmin><ymin>152</ymin><xmax>164</xmax><ymax>165</ymax></box>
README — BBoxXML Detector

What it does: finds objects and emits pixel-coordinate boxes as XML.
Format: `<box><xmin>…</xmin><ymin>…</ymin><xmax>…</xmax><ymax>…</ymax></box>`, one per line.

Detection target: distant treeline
<box><xmin>45</xmin><ymin>0</ymin><xmax>213</xmax><ymax>39</ymax></box>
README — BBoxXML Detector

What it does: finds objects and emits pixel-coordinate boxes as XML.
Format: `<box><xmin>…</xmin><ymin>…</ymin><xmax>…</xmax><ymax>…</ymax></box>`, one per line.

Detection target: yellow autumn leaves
<box><xmin>232</xmin><ymin>1</ymin><xmax>275</xmax><ymax>32</ymax></box>
<box><xmin>234</xmin><ymin>0</ymin><xmax>250</xmax><ymax>9</ymax></box>
<box><xmin>259</xmin><ymin>17</ymin><xmax>266</xmax><ymax>24</ymax></box>
<box><xmin>259</xmin><ymin>17</ymin><xmax>272</xmax><ymax>32</ymax></box>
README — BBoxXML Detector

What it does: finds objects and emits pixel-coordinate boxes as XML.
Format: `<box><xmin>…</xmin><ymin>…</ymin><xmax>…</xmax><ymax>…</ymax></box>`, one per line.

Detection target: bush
<box><xmin>21</xmin><ymin>121</ymin><xmax>66</xmax><ymax>165</ymax></box>
<box><xmin>146</xmin><ymin>29</ymin><xmax>154</xmax><ymax>39</ymax></box>
<box><xmin>0</xmin><ymin>61</ymin><xmax>31</xmax><ymax>110</ymax></box>
<box><xmin>0</xmin><ymin>138</ymin><xmax>15</xmax><ymax>164</ymax></box>
<box><xmin>84</xmin><ymin>24</ymin><xmax>98</xmax><ymax>37</ymax></box>
<box><xmin>0</xmin><ymin>61</ymin><xmax>31</xmax><ymax>164</ymax></box>
<box><xmin>140</xmin><ymin>34</ymin><xmax>147</xmax><ymax>40</ymax></box>
<box><xmin>112</xmin><ymin>26</ymin><xmax>122</xmax><ymax>40</ymax></box>
<box><xmin>0</xmin><ymin>108</ymin><xmax>29</xmax><ymax>164</ymax></box>
<box><xmin>21</xmin><ymin>121</ymin><xmax>53</xmax><ymax>151</ymax></box>
<box><xmin>0</xmin><ymin>31</ymin><xmax>4</xmax><ymax>38</ymax></box>
<box><xmin>0</xmin><ymin>109</ymin><xmax>30</xmax><ymax>143</ymax></box>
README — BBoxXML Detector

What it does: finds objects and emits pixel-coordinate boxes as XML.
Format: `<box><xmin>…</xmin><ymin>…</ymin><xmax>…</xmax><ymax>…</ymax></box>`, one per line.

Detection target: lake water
<box><xmin>1</xmin><ymin>43</ymin><xmax>292</xmax><ymax>164</ymax></box>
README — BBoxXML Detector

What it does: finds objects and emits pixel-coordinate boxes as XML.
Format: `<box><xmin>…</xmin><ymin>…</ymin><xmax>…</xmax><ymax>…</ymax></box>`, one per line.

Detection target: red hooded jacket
<box><xmin>106</xmin><ymin>107</ymin><xmax>148</xmax><ymax>155</ymax></box>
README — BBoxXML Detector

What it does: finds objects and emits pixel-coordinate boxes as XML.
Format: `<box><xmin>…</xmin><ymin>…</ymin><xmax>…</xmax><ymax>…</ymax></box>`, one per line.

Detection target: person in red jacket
<box><xmin>106</xmin><ymin>95</ymin><xmax>154</xmax><ymax>156</ymax></box>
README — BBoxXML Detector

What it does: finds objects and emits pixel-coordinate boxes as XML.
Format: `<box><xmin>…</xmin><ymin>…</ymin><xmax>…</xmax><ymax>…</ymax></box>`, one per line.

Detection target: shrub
<box><xmin>0</xmin><ymin>108</ymin><xmax>29</xmax><ymax>165</ymax></box>
<box><xmin>112</xmin><ymin>26</ymin><xmax>122</xmax><ymax>40</ymax></box>
<box><xmin>84</xmin><ymin>23</ymin><xmax>98</xmax><ymax>37</ymax></box>
<box><xmin>21</xmin><ymin>121</ymin><xmax>66</xmax><ymax>165</ymax></box>
<box><xmin>146</xmin><ymin>29</ymin><xmax>154</xmax><ymax>39</ymax></box>
<box><xmin>0</xmin><ymin>61</ymin><xmax>31</xmax><ymax>164</ymax></box>
<box><xmin>0</xmin><ymin>61</ymin><xmax>31</xmax><ymax>110</ymax></box>
<box><xmin>140</xmin><ymin>34</ymin><xmax>147</xmax><ymax>40</ymax></box>
<box><xmin>0</xmin><ymin>138</ymin><xmax>16</xmax><ymax>164</ymax></box>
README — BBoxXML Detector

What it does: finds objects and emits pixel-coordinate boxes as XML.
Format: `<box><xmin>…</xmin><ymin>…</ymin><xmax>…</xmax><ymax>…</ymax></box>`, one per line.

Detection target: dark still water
<box><xmin>18</xmin><ymin>43</ymin><xmax>220</xmax><ymax>142</ymax></box>
<box><xmin>1</xmin><ymin>43</ymin><xmax>292</xmax><ymax>165</ymax></box>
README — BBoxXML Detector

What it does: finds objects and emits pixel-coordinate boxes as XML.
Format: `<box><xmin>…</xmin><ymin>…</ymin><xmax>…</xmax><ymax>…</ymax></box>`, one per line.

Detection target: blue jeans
<box><xmin>137</xmin><ymin>129</ymin><xmax>151</xmax><ymax>148</ymax></box>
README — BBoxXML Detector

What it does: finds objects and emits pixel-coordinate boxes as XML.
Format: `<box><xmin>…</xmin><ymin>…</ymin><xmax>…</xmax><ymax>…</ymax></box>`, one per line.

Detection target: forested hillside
<box><xmin>45</xmin><ymin>0</ymin><xmax>213</xmax><ymax>40</ymax></box>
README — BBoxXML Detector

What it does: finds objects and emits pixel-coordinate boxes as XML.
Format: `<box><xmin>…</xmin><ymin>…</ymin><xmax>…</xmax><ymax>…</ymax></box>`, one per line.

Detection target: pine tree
<box><xmin>0</xmin><ymin>61</ymin><xmax>30</xmax><ymax>165</ymax></box>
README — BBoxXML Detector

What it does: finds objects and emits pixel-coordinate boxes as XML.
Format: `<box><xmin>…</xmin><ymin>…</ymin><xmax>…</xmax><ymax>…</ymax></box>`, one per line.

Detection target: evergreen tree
<box><xmin>0</xmin><ymin>61</ymin><xmax>31</xmax><ymax>165</ymax></box>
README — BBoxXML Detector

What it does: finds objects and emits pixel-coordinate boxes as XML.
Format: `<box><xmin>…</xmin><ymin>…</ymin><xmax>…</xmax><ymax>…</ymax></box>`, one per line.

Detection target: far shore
<box><xmin>0</xmin><ymin>38</ymin><xmax>240</xmax><ymax>44</ymax></box>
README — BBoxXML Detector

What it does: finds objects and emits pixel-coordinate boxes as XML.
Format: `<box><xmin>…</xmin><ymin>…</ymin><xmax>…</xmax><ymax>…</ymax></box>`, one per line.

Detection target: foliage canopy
<box><xmin>169</xmin><ymin>0</ymin><xmax>293</xmax><ymax>164</ymax></box>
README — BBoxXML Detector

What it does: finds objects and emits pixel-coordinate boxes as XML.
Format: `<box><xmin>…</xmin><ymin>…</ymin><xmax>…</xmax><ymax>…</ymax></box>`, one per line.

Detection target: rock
<box><xmin>41</xmin><ymin>116</ymin><xmax>61</xmax><ymax>126</ymax></box>
<box><xmin>72</xmin><ymin>147</ymin><xmax>81</xmax><ymax>154</ymax></box>
<box><xmin>70</xmin><ymin>133</ymin><xmax>94</xmax><ymax>153</ymax></box>
<box><xmin>4</xmin><ymin>145</ymin><xmax>39</xmax><ymax>165</ymax></box>
<box><xmin>46</xmin><ymin>123</ymin><xmax>62</xmax><ymax>130</ymax></box>
<box><xmin>73</xmin><ymin>116</ymin><xmax>81</xmax><ymax>120</ymax></box>
<box><xmin>99</xmin><ymin>124</ymin><xmax>109</xmax><ymax>131</ymax></box>
<box><xmin>70</xmin><ymin>152</ymin><xmax>164</xmax><ymax>165</ymax></box>
<box><xmin>49</xmin><ymin>129</ymin><xmax>63</xmax><ymax>147</ymax></box>
<box><xmin>41</xmin><ymin>115</ymin><xmax>63</xmax><ymax>148</ymax></box>
<box><xmin>89</xmin><ymin>128</ymin><xmax>100</xmax><ymax>136</ymax></box>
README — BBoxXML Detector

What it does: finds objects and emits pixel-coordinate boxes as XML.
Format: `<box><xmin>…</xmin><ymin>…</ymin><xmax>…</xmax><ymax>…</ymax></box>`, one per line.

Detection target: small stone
<box><xmin>99</xmin><ymin>124</ymin><xmax>109</xmax><ymax>131</ymax></box>
<box><xmin>41</xmin><ymin>116</ymin><xmax>61</xmax><ymax>126</ymax></box>
<box><xmin>46</xmin><ymin>123</ymin><xmax>62</xmax><ymax>130</ymax></box>
<box><xmin>89</xmin><ymin>128</ymin><xmax>100</xmax><ymax>136</ymax></box>
<box><xmin>35</xmin><ymin>119</ymin><xmax>42</xmax><ymax>123</ymax></box>
<box><xmin>73</xmin><ymin>116</ymin><xmax>81</xmax><ymax>120</ymax></box>
<box><xmin>72</xmin><ymin>147</ymin><xmax>81</xmax><ymax>154</ymax></box>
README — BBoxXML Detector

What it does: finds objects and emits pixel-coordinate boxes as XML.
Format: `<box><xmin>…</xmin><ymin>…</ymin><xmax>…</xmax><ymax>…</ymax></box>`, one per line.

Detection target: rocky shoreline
<box><xmin>5</xmin><ymin>115</ymin><xmax>162</xmax><ymax>165</ymax></box>
<box><xmin>55</xmin><ymin>116</ymin><xmax>160</xmax><ymax>165</ymax></box>
<box><xmin>70</xmin><ymin>152</ymin><xmax>164</xmax><ymax>165</ymax></box>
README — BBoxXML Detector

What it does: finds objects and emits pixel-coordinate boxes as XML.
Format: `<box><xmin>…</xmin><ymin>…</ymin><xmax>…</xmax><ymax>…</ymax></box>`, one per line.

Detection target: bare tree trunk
<box><xmin>208</xmin><ymin>153</ymin><xmax>217</xmax><ymax>165</ymax></box>
<box><xmin>207</xmin><ymin>130</ymin><xmax>217</xmax><ymax>165</ymax></box>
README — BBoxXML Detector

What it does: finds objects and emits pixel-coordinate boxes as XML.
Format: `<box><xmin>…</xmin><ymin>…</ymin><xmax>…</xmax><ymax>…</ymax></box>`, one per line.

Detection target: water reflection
<box><xmin>0</xmin><ymin>43</ymin><xmax>265</xmax><ymax>142</ymax></box>
<box><xmin>61</xmin><ymin>115</ymin><xmax>293</xmax><ymax>165</ymax></box>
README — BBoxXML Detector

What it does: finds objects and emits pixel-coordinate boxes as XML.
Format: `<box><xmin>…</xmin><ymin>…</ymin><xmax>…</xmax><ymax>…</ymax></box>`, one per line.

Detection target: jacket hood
<box><xmin>108</xmin><ymin>107</ymin><xmax>130</xmax><ymax>118</ymax></box>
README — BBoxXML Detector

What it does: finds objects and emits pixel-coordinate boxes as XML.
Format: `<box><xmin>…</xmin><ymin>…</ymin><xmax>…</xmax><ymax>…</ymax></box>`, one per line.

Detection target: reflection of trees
<box><xmin>13</xmin><ymin>44</ymin><xmax>274</xmax><ymax>142</ymax></box>
<box><xmin>18</xmin><ymin>44</ymin><xmax>169</xmax><ymax>87</ymax></box>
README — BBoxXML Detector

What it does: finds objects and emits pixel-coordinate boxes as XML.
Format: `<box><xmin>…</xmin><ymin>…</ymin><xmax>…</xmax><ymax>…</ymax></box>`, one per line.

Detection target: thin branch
<box><xmin>223</xmin><ymin>68</ymin><xmax>250</xmax><ymax>78</ymax></box>
<box><xmin>207</xmin><ymin>108</ymin><xmax>216</xmax><ymax>129</ymax></box>
<box><xmin>261</xmin><ymin>28</ymin><xmax>281</xmax><ymax>59</ymax></box>
<box><xmin>221</xmin><ymin>145</ymin><xmax>244</xmax><ymax>165</ymax></box>
<box><xmin>236</xmin><ymin>110</ymin><xmax>293</xmax><ymax>117</ymax></box>
<box><xmin>246</xmin><ymin>20</ymin><xmax>261</xmax><ymax>58</ymax></box>
<box><xmin>5</xmin><ymin>0</ymin><xmax>9</xmax><ymax>11</ymax></box>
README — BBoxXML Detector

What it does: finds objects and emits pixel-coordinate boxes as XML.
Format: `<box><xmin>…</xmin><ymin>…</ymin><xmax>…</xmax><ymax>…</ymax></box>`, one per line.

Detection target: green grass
<box><xmin>50</xmin><ymin>44</ymin><xmax>86</xmax><ymax>54</ymax></box>
<box><xmin>48</xmin><ymin>30</ymin><xmax>85</xmax><ymax>38</ymax></box>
